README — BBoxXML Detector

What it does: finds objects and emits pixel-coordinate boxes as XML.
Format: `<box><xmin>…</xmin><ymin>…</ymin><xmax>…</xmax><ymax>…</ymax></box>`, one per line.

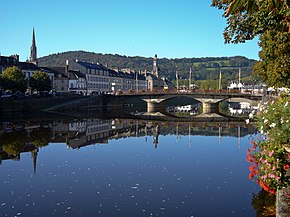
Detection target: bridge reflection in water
<box><xmin>0</xmin><ymin>114</ymin><xmax>255</xmax><ymax>168</ymax></box>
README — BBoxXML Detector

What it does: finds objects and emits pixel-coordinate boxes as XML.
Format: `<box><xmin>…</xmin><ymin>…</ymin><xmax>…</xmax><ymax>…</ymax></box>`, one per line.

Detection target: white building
<box><xmin>68</xmin><ymin>70</ymin><xmax>87</xmax><ymax>95</ymax></box>
<box><xmin>69</xmin><ymin>60</ymin><xmax>110</xmax><ymax>95</ymax></box>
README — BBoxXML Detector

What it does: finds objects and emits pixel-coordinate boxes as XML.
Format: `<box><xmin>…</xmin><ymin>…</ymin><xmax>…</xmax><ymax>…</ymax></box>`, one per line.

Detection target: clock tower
<box><xmin>152</xmin><ymin>54</ymin><xmax>159</xmax><ymax>77</ymax></box>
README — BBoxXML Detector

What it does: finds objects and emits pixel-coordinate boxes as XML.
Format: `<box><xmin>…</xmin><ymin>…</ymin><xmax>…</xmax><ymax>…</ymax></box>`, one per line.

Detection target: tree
<box><xmin>1</xmin><ymin>66</ymin><xmax>27</xmax><ymax>93</ymax></box>
<box><xmin>254</xmin><ymin>30</ymin><xmax>290</xmax><ymax>87</ymax></box>
<box><xmin>212</xmin><ymin>0</ymin><xmax>290</xmax><ymax>87</ymax></box>
<box><xmin>29</xmin><ymin>71</ymin><xmax>52</xmax><ymax>93</ymax></box>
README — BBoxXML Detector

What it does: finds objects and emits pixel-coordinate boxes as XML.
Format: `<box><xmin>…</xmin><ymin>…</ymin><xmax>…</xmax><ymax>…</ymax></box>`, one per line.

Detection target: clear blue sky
<box><xmin>1</xmin><ymin>0</ymin><xmax>260</xmax><ymax>61</ymax></box>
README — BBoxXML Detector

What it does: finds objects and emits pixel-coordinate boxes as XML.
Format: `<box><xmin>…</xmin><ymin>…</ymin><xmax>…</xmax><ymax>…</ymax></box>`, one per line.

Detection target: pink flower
<box><xmin>268</xmin><ymin>174</ymin><xmax>275</xmax><ymax>178</ymax></box>
<box><xmin>269</xmin><ymin>150</ymin><xmax>274</xmax><ymax>157</ymax></box>
<box><xmin>276</xmin><ymin>176</ymin><xmax>281</xmax><ymax>181</ymax></box>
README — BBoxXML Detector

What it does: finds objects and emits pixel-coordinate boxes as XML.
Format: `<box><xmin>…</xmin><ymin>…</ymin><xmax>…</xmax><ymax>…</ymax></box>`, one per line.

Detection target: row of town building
<box><xmin>0</xmin><ymin>29</ymin><xmax>174</xmax><ymax>95</ymax></box>
<box><xmin>0</xmin><ymin>54</ymin><xmax>174</xmax><ymax>95</ymax></box>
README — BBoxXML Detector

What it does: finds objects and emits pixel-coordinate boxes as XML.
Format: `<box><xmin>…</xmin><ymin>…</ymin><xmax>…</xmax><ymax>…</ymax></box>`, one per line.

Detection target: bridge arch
<box><xmin>139</xmin><ymin>93</ymin><xmax>263</xmax><ymax>113</ymax></box>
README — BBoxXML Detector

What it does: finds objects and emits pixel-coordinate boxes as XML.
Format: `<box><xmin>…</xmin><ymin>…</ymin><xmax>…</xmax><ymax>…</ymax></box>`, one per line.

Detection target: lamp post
<box><xmin>176</xmin><ymin>67</ymin><xmax>179</xmax><ymax>92</ymax></box>
<box><xmin>189</xmin><ymin>68</ymin><xmax>192</xmax><ymax>90</ymax></box>
<box><xmin>238</xmin><ymin>67</ymin><xmax>241</xmax><ymax>92</ymax></box>
<box><xmin>218</xmin><ymin>69</ymin><xmax>222</xmax><ymax>92</ymax></box>
<box><xmin>136</xmin><ymin>71</ymin><xmax>138</xmax><ymax>93</ymax></box>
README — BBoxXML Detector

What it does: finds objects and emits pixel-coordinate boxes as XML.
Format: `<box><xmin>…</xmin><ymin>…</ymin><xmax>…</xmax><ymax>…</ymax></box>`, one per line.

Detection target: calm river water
<box><xmin>0</xmin><ymin>116</ymin><xmax>261</xmax><ymax>217</ymax></box>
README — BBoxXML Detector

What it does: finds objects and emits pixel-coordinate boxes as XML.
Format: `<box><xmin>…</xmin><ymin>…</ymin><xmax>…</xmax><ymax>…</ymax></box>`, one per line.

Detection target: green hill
<box><xmin>38</xmin><ymin>50</ymin><xmax>257</xmax><ymax>81</ymax></box>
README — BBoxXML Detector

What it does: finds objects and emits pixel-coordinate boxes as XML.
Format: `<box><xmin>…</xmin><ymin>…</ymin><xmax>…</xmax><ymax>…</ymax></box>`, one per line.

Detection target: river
<box><xmin>0</xmin><ymin>114</ymin><xmax>263</xmax><ymax>217</ymax></box>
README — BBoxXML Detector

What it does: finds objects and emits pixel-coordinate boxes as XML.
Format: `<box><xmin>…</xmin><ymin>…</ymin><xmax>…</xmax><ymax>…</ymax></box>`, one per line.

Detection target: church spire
<box><xmin>30</xmin><ymin>28</ymin><xmax>38</xmax><ymax>65</ymax></box>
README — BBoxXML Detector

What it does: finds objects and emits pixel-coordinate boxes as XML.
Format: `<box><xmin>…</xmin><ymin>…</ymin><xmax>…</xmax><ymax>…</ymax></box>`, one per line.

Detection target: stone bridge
<box><xmin>110</xmin><ymin>92</ymin><xmax>264</xmax><ymax>113</ymax></box>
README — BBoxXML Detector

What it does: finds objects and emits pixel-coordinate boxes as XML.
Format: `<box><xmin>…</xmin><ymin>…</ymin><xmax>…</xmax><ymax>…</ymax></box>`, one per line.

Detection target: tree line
<box><xmin>0</xmin><ymin>66</ymin><xmax>51</xmax><ymax>94</ymax></box>
<box><xmin>38</xmin><ymin>51</ymin><xmax>257</xmax><ymax>82</ymax></box>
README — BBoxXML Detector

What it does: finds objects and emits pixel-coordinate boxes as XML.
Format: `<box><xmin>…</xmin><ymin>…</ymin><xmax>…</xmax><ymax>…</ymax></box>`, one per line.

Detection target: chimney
<box><xmin>11</xmin><ymin>54</ymin><xmax>19</xmax><ymax>63</ymax></box>
<box><xmin>65</xmin><ymin>60</ymin><xmax>69</xmax><ymax>75</ymax></box>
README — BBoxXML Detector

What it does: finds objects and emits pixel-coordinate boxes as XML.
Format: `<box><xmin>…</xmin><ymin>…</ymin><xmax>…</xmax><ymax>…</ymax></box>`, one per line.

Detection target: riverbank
<box><xmin>0</xmin><ymin>96</ymin><xmax>91</xmax><ymax>114</ymax></box>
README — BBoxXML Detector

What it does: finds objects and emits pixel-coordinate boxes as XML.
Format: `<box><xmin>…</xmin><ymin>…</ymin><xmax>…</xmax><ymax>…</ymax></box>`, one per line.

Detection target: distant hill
<box><xmin>38</xmin><ymin>51</ymin><xmax>257</xmax><ymax>81</ymax></box>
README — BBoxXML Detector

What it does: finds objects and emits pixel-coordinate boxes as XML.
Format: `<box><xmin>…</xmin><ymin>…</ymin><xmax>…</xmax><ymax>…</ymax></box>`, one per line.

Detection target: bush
<box><xmin>246</xmin><ymin>92</ymin><xmax>290</xmax><ymax>194</ymax></box>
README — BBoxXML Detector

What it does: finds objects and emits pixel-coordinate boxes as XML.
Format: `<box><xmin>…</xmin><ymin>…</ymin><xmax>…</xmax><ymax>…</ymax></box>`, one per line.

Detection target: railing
<box><xmin>113</xmin><ymin>88</ymin><xmax>264</xmax><ymax>96</ymax></box>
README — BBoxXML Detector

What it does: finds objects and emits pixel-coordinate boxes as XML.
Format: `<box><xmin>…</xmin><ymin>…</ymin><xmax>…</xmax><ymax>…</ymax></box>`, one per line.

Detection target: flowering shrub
<box><xmin>247</xmin><ymin>137</ymin><xmax>290</xmax><ymax>194</ymax></box>
<box><xmin>246</xmin><ymin>93</ymin><xmax>290</xmax><ymax>194</ymax></box>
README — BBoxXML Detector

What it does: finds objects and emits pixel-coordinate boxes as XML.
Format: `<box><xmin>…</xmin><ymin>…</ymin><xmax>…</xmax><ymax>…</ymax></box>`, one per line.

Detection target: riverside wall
<box><xmin>0</xmin><ymin>96</ymin><xmax>92</xmax><ymax>114</ymax></box>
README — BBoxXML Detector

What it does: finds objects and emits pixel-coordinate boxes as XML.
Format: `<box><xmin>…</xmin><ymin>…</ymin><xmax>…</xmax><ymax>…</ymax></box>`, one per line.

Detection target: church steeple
<box><xmin>30</xmin><ymin>28</ymin><xmax>38</xmax><ymax>65</ymax></box>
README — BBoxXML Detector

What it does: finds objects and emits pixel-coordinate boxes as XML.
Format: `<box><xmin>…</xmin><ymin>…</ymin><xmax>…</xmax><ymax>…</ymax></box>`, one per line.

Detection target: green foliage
<box><xmin>0</xmin><ymin>127</ymin><xmax>50</xmax><ymax>156</ymax></box>
<box><xmin>195</xmin><ymin>80</ymin><xmax>219</xmax><ymax>90</ymax></box>
<box><xmin>194</xmin><ymin>79</ymin><xmax>228</xmax><ymax>90</ymax></box>
<box><xmin>254</xmin><ymin>31</ymin><xmax>290</xmax><ymax>87</ymax></box>
<box><xmin>212</xmin><ymin>0</ymin><xmax>290</xmax><ymax>87</ymax></box>
<box><xmin>38</xmin><ymin>51</ymin><xmax>256</xmax><ymax>82</ymax></box>
<box><xmin>257</xmin><ymin>95</ymin><xmax>290</xmax><ymax>149</ymax></box>
<box><xmin>3</xmin><ymin>141</ymin><xmax>25</xmax><ymax>156</ymax></box>
<box><xmin>1</xmin><ymin>66</ymin><xmax>27</xmax><ymax>93</ymax></box>
<box><xmin>29</xmin><ymin>71</ymin><xmax>52</xmax><ymax>93</ymax></box>
<box><xmin>211</xmin><ymin>0</ymin><xmax>290</xmax><ymax>43</ymax></box>
<box><xmin>32</xmin><ymin>139</ymin><xmax>49</xmax><ymax>148</ymax></box>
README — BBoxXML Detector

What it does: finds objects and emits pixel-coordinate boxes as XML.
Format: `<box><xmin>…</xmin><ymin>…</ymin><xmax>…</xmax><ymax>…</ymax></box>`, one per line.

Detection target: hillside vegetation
<box><xmin>38</xmin><ymin>51</ymin><xmax>257</xmax><ymax>82</ymax></box>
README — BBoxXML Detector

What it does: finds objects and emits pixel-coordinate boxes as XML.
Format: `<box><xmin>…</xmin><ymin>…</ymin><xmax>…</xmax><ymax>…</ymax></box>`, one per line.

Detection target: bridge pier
<box><xmin>147</xmin><ymin>101</ymin><xmax>160</xmax><ymax>113</ymax></box>
<box><xmin>202</xmin><ymin>102</ymin><xmax>219</xmax><ymax>114</ymax></box>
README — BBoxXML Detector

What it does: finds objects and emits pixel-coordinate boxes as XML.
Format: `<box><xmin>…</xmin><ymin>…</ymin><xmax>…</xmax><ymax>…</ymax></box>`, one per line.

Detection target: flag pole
<box><xmin>219</xmin><ymin>69</ymin><xmax>222</xmax><ymax>91</ymax></box>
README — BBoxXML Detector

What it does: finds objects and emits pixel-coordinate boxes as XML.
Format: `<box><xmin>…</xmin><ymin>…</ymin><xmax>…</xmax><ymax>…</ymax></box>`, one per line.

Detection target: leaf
<box><xmin>225</xmin><ymin>0</ymin><xmax>244</xmax><ymax>17</ymax></box>
<box><xmin>247</xmin><ymin>0</ymin><xmax>258</xmax><ymax>13</ymax></box>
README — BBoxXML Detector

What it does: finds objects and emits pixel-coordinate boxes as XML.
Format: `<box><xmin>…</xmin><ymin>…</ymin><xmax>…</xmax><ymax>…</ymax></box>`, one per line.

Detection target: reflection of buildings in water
<box><xmin>0</xmin><ymin>122</ymin><xmax>43</xmax><ymax>133</ymax></box>
<box><xmin>153</xmin><ymin>125</ymin><xmax>159</xmax><ymax>149</ymax></box>
<box><xmin>0</xmin><ymin>121</ymin><xmax>50</xmax><ymax>175</ymax></box>
<box><xmin>69</xmin><ymin>121</ymin><xmax>86</xmax><ymax>133</ymax></box>
<box><xmin>67</xmin><ymin>119</ymin><xmax>110</xmax><ymax>149</ymax></box>
<box><xmin>52</xmin><ymin>121</ymin><xmax>69</xmax><ymax>141</ymax></box>
<box><xmin>166</xmin><ymin>104</ymin><xmax>200</xmax><ymax>115</ymax></box>
<box><xmin>0</xmin><ymin>118</ymin><xmax>255</xmax><ymax>173</ymax></box>
<box><xmin>1</xmin><ymin>122</ymin><xmax>14</xmax><ymax>133</ymax></box>
<box><xmin>228</xmin><ymin>101</ymin><xmax>258</xmax><ymax>116</ymax></box>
